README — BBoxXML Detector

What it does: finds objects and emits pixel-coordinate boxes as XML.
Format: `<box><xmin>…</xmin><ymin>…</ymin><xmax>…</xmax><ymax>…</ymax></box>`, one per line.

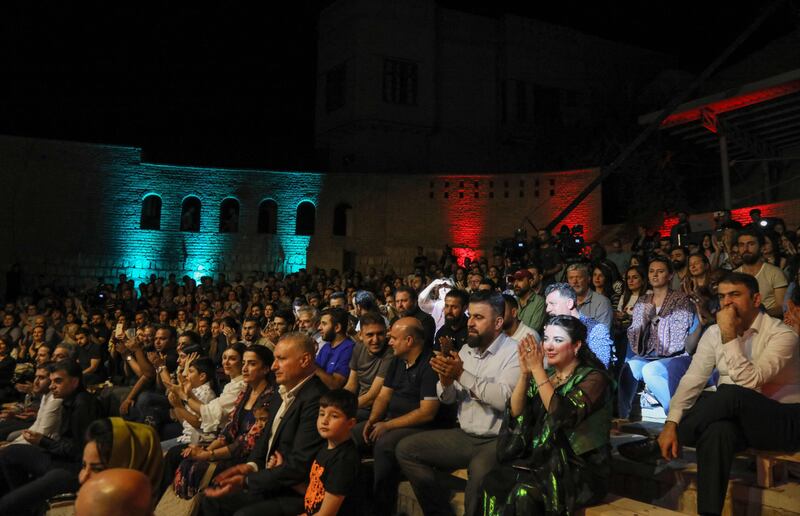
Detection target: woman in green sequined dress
<box><xmin>482</xmin><ymin>315</ymin><xmax>613</xmax><ymax>516</ymax></box>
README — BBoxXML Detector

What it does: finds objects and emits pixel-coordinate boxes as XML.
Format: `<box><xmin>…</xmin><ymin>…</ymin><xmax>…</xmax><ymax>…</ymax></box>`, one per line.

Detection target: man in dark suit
<box><xmin>203</xmin><ymin>332</ymin><xmax>327</xmax><ymax>516</ymax></box>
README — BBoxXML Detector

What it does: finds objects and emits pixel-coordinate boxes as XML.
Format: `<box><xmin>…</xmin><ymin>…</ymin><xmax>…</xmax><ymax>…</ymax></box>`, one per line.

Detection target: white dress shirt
<box><xmin>11</xmin><ymin>392</ymin><xmax>62</xmax><ymax>445</ymax></box>
<box><xmin>437</xmin><ymin>332</ymin><xmax>520</xmax><ymax>437</ymax></box>
<box><xmin>200</xmin><ymin>375</ymin><xmax>246</xmax><ymax>433</ymax></box>
<box><xmin>668</xmin><ymin>312</ymin><xmax>800</xmax><ymax>424</ymax></box>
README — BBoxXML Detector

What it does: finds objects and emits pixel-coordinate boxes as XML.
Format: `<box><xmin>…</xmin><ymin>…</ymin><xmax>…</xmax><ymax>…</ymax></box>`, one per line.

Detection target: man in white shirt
<box><xmin>396</xmin><ymin>291</ymin><xmax>520</xmax><ymax>516</ymax></box>
<box><xmin>653</xmin><ymin>273</ymin><xmax>800</xmax><ymax>515</ymax></box>
<box><xmin>5</xmin><ymin>363</ymin><xmax>62</xmax><ymax>445</ymax></box>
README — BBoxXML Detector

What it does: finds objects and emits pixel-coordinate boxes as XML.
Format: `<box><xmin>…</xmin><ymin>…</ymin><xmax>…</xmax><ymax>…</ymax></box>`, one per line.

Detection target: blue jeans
<box><xmin>617</xmin><ymin>355</ymin><xmax>692</xmax><ymax>418</ymax></box>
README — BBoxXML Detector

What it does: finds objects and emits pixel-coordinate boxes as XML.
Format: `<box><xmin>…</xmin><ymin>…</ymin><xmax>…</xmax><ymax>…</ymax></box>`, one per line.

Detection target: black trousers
<box><xmin>0</xmin><ymin>444</ymin><xmax>79</xmax><ymax>515</ymax></box>
<box><xmin>677</xmin><ymin>384</ymin><xmax>800</xmax><ymax>515</ymax></box>
<box><xmin>200</xmin><ymin>488</ymin><xmax>303</xmax><ymax>516</ymax></box>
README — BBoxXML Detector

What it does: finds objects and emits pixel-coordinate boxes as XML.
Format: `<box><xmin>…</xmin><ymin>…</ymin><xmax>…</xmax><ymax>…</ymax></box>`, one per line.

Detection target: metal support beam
<box><xmin>720</xmin><ymin>134</ymin><xmax>732</xmax><ymax>209</ymax></box>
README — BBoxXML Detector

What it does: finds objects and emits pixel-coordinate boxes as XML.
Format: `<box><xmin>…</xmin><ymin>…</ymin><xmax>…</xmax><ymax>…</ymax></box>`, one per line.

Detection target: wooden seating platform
<box><xmin>578</xmin><ymin>495</ymin><xmax>685</xmax><ymax>515</ymax></box>
<box><xmin>749</xmin><ymin>450</ymin><xmax>800</xmax><ymax>488</ymax></box>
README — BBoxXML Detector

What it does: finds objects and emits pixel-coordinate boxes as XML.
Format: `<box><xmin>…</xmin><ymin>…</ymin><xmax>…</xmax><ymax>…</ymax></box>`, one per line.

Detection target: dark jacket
<box><xmin>409</xmin><ymin>305</ymin><xmax>436</xmax><ymax>349</ymax></box>
<box><xmin>39</xmin><ymin>388</ymin><xmax>102</xmax><ymax>462</ymax></box>
<box><xmin>245</xmin><ymin>375</ymin><xmax>327</xmax><ymax>494</ymax></box>
<box><xmin>434</xmin><ymin>314</ymin><xmax>469</xmax><ymax>352</ymax></box>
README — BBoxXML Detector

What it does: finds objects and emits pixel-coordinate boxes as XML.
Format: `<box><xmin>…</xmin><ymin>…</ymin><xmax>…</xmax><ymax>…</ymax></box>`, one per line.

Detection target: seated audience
<box><xmin>618</xmin><ymin>256</ymin><xmax>697</xmax><ymax>418</ymax></box>
<box><xmin>567</xmin><ymin>263</ymin><xmax>613</xmax><ymax>327</ymax></box>
<box><xmin>396</xmin><ymin>291</ymin><xmax>520</xmax><ymax>516</ymax></box>
<box><xmin>314</xmin><ymin>307</ymin><xmax>355</xmax><ymax>389</ymax></box>
<box><xmin>544</xmin><ymin>283</ymin><xmax>614</xmax><ymax>368</ymax></box>
<box><xmin>202</xmin><ymin>333</ymin><xmax>326</xmax><ymax>516</ymax></box>
<box><xmin>735</xmin><ymin>229</ymin><xmax>788</xmax><ymax>318</ymax></box>
<box><xmin>481</xmin><ymin>315</ymin><xmax>612</xmax><ymax>515</ymax></box>
<box><xmin>641</xmin><ymin>272</ymin><xmax>800</xmax><ymax>516</ymax></box>
<box><xmin>513</xmin><ymin>268</ymin><xmax>546</xmax><ymax>335</ymax></box>
<box><xmin>344</xmin><ymin>312</ymin><xmax>393</xmax><ymax>420</ymax></box>
<box><xmin>2</xmin><ymin>362</ymin><xmax>61</xmax><ymax>445</ymax></box>
<box><xmin>75</xmin><ymin>469</ymin><xmax>153</xmax><ymax>516</ymax></box>
<box><xmin>354</xmin><ymin>317</ymin><xmax>444</xmax><ymax>513</ymax></box>
<box><xmin>433</xmin><ymin>288</ymin><xmax>470</xmax><ymax>353</ymax></box>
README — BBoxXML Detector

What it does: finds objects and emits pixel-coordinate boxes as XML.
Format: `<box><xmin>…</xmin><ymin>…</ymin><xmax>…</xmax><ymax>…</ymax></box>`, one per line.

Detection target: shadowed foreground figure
<box><xmin>75</xmin><ymin>468</ymin><xmax>152</xmax><ymax>516</ymax></box>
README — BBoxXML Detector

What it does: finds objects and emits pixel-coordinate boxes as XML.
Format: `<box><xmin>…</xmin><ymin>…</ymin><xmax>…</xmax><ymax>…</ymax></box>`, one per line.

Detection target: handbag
<box><xmin>496</xmin><ymin>405</ymin><xmax>527</xmax><ymax>464</ymax></box>
<box><xmin>154</xmin><ymin>462</ymin><xmax>217</xmax><ymax>516</ymax></box>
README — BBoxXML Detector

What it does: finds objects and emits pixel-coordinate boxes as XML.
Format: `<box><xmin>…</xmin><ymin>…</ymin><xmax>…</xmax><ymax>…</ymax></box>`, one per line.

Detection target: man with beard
<box><xmin>544</xmin><ymin>282</ymin><xmax>614</xmax><ymax>367</ymax></box>
<box><xmin>345</xmin><ymin>312</ymin><xmax>394</xmax><ymax>420</ymax></box>
<box><xmin>567</xmin><ymin>262</ymin><xmax>613</xmax><ymax>327</ymax></box>
<box><xmin>418</xmin><ymin>279</ymin><xmax>454</xmax><ymax>333</ymax></box>
<box><xmin>734</xmin><ymin>229</ymin><xmax>787</xmax><ymax>318</ymax></box>
<box><xmin>241</xmin><ymin>317</ymin><xmax>272</xmax><ymax>350</ymax></box>
<box><xmin>502</xmin><ymin>294</ymin><xmax>539</xmax><ymax>344</ymax></box>
<box><xmin>396</xmin><ymin>291</ymin><xmax>519</xmax><ymax>516</ymax></box>
<box><xmin>395</xmin><ymin>286</ymin><xmax>435</xmax><ymax>349</ymax></box>
<box><xmin>513</xmin><ymin>268</ymin><xmax>546</xmax><ymax>335</ymax></box>
<box><xmin>314</xmin><ymin>308</ymin><xmax>355</xmax><ymax>389</ymax></box>
<box><xmin>433</xmin><ymin>289</ymin><xmax>469</xmax><ymax>353</ymax></box>
<box><xmin>669</xmin><ymin>246</ymin><xmax>690</xmax><ymax>291</ymax></box>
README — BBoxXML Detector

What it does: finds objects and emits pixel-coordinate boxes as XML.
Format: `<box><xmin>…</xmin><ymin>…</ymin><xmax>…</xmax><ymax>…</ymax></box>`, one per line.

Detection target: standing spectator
<box><xmin>670</xmin><ymin>211</ymin><xmax>692</xmax><ymax>247</ymax></box>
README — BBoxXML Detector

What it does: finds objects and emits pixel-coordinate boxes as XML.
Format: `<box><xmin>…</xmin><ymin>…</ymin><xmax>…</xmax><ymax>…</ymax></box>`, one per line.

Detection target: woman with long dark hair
<box><xmin>481</xmin><ymin>315</ymin><xmax>613</xmax><ymax>515</ymax></box>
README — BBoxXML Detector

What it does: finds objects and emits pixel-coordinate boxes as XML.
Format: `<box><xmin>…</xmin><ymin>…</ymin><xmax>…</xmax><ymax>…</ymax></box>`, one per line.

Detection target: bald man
<box><xmin>75</xmin><ymin>468</ymin><xmax>151</xmax><ymax>516</ymax></box>
<box><xmin>353</xmin><ymin>316</ymin><xmax>446</xmax><ymax>514</ymax></box>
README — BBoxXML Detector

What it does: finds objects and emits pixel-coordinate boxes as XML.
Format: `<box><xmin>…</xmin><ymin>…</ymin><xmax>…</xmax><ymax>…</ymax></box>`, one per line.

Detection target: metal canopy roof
<box><xmin>639</xmin><ymin>69</ymin><xmax>800</xmax><ymax>159</ymax></box>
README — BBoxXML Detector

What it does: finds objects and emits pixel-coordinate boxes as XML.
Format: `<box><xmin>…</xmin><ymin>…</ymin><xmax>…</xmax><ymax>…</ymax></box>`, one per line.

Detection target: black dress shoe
<box><xmin>617</xmin><ymin>438</ymin><xmax>661</xmax><ymax>462</ymax></box>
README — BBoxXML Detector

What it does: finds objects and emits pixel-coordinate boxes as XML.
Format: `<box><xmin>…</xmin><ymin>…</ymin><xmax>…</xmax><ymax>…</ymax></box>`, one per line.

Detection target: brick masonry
<box><xmin>0</xmin><ymin>134</ymin><xmax>601</xmax><ymax>288</ymax></box>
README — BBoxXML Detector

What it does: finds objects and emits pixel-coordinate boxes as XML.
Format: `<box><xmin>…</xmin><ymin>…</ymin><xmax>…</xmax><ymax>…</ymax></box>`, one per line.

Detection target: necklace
<box><xmin>551</xmin><ymin>367</ymin><xmax>577</xmax><ymax>387</ymax></box>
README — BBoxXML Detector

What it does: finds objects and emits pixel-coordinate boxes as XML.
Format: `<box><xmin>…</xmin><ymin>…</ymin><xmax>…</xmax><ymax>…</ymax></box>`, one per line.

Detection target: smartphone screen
<box><xmin>115</xmin><ymin>322</ymin><xmax>124</xmax><ymax>338</ymax></box>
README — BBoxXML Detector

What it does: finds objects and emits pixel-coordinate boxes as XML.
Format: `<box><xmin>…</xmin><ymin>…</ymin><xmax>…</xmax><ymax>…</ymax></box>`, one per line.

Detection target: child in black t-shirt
<box><xmin>303</xmin><ymin>389</ymin><xmax>360</xmax><ymax>516</ymax></box>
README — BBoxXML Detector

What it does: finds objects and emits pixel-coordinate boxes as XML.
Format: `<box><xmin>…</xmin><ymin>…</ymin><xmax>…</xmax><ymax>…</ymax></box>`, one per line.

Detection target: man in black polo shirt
<box><xmin>353</xmin><ymin>317</ymin><xmax>443</xmax><ymax>514</ymax></box>
<box><xmin>74</xmin><ymin>327</ymin><xmax>108</xmax><ymax>386</ymax></box>
<box><xmin>434</xmin><ymin>289</ymin><xmax>469</xmax><ymax>353</ymax></box>
<box><xmin>395</xmin><ymin>286</ymin><xmax>435</xmax><ymax>349</ymax></box>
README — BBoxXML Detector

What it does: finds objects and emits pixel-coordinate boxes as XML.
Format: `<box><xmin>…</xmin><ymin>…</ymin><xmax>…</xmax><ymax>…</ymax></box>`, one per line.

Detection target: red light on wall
<box><xmin>661</xmin><ymin>80</ymin><xmax>800</xmax><ymax>128</ymax></box>
<box><xmin>452</xmin><ymin>247</ymin><xmax>483</xmax><ymax>266</ymax></box>
<box><xmin>440</xmin><ymin>175</ymin><xmax>489</xmax><ymax>266</ymax></box>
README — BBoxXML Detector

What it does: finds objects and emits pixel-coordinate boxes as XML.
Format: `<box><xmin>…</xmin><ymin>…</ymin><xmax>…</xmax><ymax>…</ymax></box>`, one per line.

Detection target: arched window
<box><xmin>180</xmin><ymin>196</ymin><xmax>201</xmax><ymax>232</ymax></box>
<box><xmin>219</xmin><ymin>198</ymin><xmax>240</xmax><ymax>233</ymax></box>
<box><xmin>140</xmin><ymin>194</ymin><xmax>162</xmax><ymax>230</ymax></box>
<box><xmin>333</xmin><ymin>203</ymin><xmax>352</xmax><ymax>236</ymax></box>
<box><xmin>257</xmin><ymin>199</ymin><xmax>278</xmax><ymax>234</ymax></box>
<box><xmin>295</xmin><ymin>201</ymin><xmax>316</xmax><ymax>236</ymax></box>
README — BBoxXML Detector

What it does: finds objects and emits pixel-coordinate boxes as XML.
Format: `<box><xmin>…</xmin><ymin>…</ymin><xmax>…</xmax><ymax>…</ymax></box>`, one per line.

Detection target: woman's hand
<box><xmin>518</xmin><ymin>334</ymin><xmax>545</xmax><ymax>374</ymax></box>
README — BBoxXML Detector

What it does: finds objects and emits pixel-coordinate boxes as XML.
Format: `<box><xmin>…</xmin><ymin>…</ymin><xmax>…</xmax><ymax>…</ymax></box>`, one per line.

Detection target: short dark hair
<box><xmin>544</xmin><ymin>282</ymin><xmax>577</xmax><ymax>304</ymax></box>
<box><xmin>737</xmin><ymin>228</ymin><xmax>765</xmax><ymax>247</ymax></box>
<box><xmin>319</xmin><ymin>388</ymin><xmax>357</xmax><ymax>420</ymax></box>
<box><xmin>359</xmin><ymin>312</ymin><xmax>386</xmax><ymax>329</ymax></box>
<box><xmin>648</xmin><ymin>254</ymin><xmax>674</xmax><ymax>274</ymax></box>
<box><xmin>51</xmin><ymin>359</ymin><xmax>83</xmax><ymax>380</ymax></box>
<box><xmin>468</xmin><ymin>290</ymin><xmax>504</xmax><ymax>318</ymax></box>
<box><xmin>181</xmin><ymin>330</ymin><xmax>201</xmax><ymax>346</ymax></box>
<box><xmin>273</xmin><ymin>309</ymin><xmax>296</xmax><ymax>326</ymax></box>
<box><xmin>719</xmin><ymin>272</ymin><xmax>760</xmax><ymax>297</ymax></box>
<box><xmin>395</xmin><ymin>285</ymin><xmax>418</xmax><ymax>301</ymax></box>
<box><xmin>444</xmin><ymin>289</ymin><xmax>469</xmax><ymax>307</ymax></box>
<box><xmin>502</xmin><ymin>293</ymin><xmax>519</xmax><ymax>310</ymax></box>
<box><xmin>321</xmin><ymin>307</ymin><xmax>349</xmax><ymax>334</ymax></box>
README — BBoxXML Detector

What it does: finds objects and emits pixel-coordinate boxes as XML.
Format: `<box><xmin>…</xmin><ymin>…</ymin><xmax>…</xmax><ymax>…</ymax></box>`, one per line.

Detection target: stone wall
<box><xmin>0</xmin><ymin>135</ymin><xmax>602</xmax><ymax>291</ymax></box>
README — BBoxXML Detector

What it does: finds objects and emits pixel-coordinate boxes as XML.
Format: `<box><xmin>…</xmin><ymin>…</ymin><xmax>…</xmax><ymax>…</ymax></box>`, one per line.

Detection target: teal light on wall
<box><xmin>105</xmin><ymin>154</ymin><xmax>323</xmax><ymax>282</ymax></box>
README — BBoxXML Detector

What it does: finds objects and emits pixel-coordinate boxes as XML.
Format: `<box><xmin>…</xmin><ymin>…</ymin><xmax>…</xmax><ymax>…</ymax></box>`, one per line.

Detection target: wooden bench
<box><xmin>750</xmin><ymin>450</ymin><xmax>800</xmax><ymax>488</ymax></box>
<box><xmin>578</xmin><ymin>495</ymin><xmax>686</xmax><ymax>515</ymax></box>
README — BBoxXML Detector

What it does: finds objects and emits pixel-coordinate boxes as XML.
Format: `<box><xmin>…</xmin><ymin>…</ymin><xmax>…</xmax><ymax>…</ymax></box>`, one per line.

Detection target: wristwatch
<box><xmin>125</xmin><ymin>354</ymin><xmax>134</xmax><ymax>361</ymax></box>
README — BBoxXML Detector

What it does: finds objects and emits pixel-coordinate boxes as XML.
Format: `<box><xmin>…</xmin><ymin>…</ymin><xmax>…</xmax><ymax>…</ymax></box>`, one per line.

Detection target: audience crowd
<box><xmin>1</xmin><ymin>207</ymin><xmax>799</xmax><ymax>516</ymax></box>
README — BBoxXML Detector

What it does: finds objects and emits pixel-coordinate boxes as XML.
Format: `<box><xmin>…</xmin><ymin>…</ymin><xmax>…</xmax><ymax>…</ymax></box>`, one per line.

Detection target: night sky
<box><xmin>1</xmin><ymin>1</ymin><xmax>795</xmax><ymax>170</ymax></box>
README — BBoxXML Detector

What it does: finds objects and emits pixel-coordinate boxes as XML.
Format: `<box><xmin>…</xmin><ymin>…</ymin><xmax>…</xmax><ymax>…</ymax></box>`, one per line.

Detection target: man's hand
<box><xmin>430</xmin><ymin>351</ymin><xmax>464</xmax><ymax>386</ymax></box>
<box><xmin>716</xmin><ymin>304</ymin><xmax>739</xmax><ymax>342</ymax></box>
<box><xmin>368</xmin><ymin>421</ymin><xmax>391</xmax><ymax>442</ymax></box>
<box><xmin>15</xmin><ymin>382</ymin><xmax>32</xmax><ymax>394</ymax></box>
<box><xmin>22</xmin><ymin>430</ymin><xmax>43</xmax><ymax>446</ymax></box>
<box><xmin>266</xmin><ymin>450</ymin><xmax>284</xmax><ymax>469</ymax></box>
<box><xmin>657</xmin><ymin>421</ymin><xmax>681</xmax><ymax>461</ymax></box>
<box><xmin>205</xmin><ymin>463</ymin><xmax>254</xmax><ymax>498</ymax></box>
<box><xmin>119</xmin><ymin>398</ymin><xmax>134</xmax><ymax>416</ymax></box>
